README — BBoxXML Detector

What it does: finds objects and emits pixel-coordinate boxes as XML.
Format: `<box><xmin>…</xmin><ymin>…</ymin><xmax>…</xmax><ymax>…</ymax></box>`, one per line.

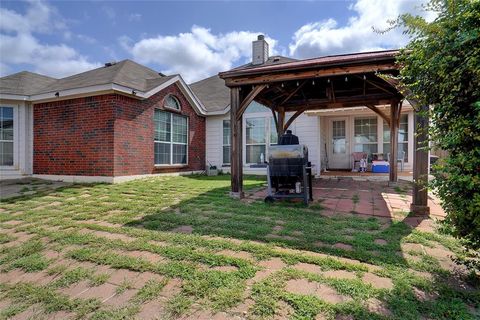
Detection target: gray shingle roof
<box><xmin>0</xmin><ymin>60</ymin><xmax>174</xmax><ymax>96</ymax></box>
<box><xmin>0</xmin><ymin>71</ymin><xmax>57</xmax><ymax>95</ymax></box>
<box><xmin>190</xmin><ymin>75</ymin><xmax>230</xmax><ymax>112</ymax></box>
<box><xmin>230</xmin><ymin>55</ymin><xmax>298</xmax><ymax>72</ymax></box>
<box><xmin>35</xmin><ymin>59</ymin><xmax>170</xmax><ymax>94</ymax></box>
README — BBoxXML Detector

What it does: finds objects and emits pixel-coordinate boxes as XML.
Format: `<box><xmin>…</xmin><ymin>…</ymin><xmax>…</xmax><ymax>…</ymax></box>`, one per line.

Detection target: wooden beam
<box><xmin>279</xmin><ymin>81</ymin><xmax>307</xmax><ymax>106</ymax></box>
<box><xmin>230</xmin><ymin>87</ymin><xmax>243</xmax><ymax>198</ymax></box>
<box><xmin>389</xmin><ymin>100</ymin><xmax>401</xmax><ymax>183</ymax></box>
<box><xmin>282</xmin><ymin>93</ymin><xmax>397</xmax><ymax>108</ymax></box>
<box><xmin>224</xmin><ymin>63</ymin><xmax>397</xmax><ymax>86</ymax></box>
<box><xmin>284</xmin><ymin>107</ymin><xmax>307</xmax><ymax>132</ymax></box>
<box><xmin>235</xmin><ymin>84</ymin><xmax>266</xmax><ymax>121</ymax></box>
<box><xmin>365</xmin><ymin>104</ymin><xmax>390</xmax><ymax>127</ymax></box>
<box><xmin>410</xmin><ymin>104</ymin><xmax>430</xmax><ymax>215</ymax></box>
<box><xmin>354</xmin><ymin>75</ymin><xmax>397</xmax><ymax>95</ymax></box>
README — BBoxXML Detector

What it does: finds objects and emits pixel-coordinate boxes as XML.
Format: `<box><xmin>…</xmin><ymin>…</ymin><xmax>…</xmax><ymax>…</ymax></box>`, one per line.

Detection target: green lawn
<box><xmin>0</xmin><ymin>175</ymin><xmax>478</xmax><ymax>320</ymax></box>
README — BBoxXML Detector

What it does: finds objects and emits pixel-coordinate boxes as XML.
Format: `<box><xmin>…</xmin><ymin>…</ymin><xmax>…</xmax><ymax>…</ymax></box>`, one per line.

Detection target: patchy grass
<box><xmin>0</xmin><ymin>175</ymin><xmax>477</xmax><ymax>319</ymax></box>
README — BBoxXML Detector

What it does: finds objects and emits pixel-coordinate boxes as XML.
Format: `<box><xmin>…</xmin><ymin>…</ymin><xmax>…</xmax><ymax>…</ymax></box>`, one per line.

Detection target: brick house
<box><xmin>0</xmin><ymin>60</ymin><xmax>207</xmax><ymax>182</ymax></box>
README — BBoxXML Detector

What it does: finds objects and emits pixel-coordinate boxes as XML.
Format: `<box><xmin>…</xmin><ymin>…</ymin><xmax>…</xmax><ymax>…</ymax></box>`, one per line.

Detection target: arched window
<box><xmin>165</xmin><ymin>95</ymin><xmax>180</xmax><ymax>110</ymax></box>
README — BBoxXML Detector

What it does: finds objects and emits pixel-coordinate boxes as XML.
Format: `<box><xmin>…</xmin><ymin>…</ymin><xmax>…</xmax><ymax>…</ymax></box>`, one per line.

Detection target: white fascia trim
<box><xmin>174</xmin><ymin>76</ymin><xmax>208</xmax><ymax>116</ymax></box>
<box><xmin>0</xmin><ymin>94</ymin><xmax>29</xmax><ymax>101</ymax></box>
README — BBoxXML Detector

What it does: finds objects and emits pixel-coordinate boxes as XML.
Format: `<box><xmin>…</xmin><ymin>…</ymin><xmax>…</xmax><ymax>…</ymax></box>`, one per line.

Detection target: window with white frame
<box><xmin>222</xmin><ymin>120</ymin><xmax>231</xmax><ymax>164</ymax></box>
<box><xmin>246</xmin><ymin>117</ymin><xmax>266</xmax><ymax>164</ymax></box>
<box><xmin>154</xmin><ymin>110</ymin><xmax>188</xmax><ymax>165</ymax></box>
<box><xmin>0</xmin><ymin>107</ymin><xmax>14</xmax><ymax>166</ymax></box>
<box><xmin>383</xmin><ymin>114</ymin><xmax>408</xmax><ymax>162</ymax></box>
<box><xmin>354</xmin><ymin>117</ymin><xmax>378</xmax><ymax>155</ymax></box>
<box><xmin>164</xmin><ymin>95</ymin><xmax>181</xmax><ymax>110</ymax></box>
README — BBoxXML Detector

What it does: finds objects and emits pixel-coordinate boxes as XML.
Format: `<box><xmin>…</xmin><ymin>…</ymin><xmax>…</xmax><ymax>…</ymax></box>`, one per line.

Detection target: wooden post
<box><xmin>389</xmin><ymin>101</ymin><xmax>400</xmax><ymax>183</ymax></box>
<box><xmin>230</xmin><ymin>87</ymin><xmax>243</xmax><ymax>198</ymax></box>
<box><xmin>410</xmin><ymin>105</ymin><xmax>430</xmax><ymax>215</ymax></box>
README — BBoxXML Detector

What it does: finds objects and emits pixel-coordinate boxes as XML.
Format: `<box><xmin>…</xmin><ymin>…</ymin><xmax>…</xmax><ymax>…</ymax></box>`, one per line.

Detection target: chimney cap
<box><xmin>257</xmin><ymin>34</ymin><xmax>265</xmax><ymax>40</ymax></box>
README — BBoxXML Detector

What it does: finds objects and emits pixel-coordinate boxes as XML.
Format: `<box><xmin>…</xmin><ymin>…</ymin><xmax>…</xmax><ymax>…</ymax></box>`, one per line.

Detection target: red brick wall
<box><xmin>33</xmin><ymin>83</ymin><xmax>206</xmax><ymax>177</ymax></box>
<box><xmin>113</xmin><ymin>83</ymin><xmax>205</xmax><ymax>176</ymax></box>
<box><xmin>33</xmin><ymin>95</ymin><xmax>116</xmax><ymax>176</ymax></box>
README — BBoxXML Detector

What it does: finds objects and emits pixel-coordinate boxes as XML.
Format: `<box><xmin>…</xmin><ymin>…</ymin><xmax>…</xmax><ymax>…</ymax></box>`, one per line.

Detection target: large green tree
<box><xmin>397</xmin><ymin>0</ymin><xmax>480</xmax><ymax>263</ymax></box>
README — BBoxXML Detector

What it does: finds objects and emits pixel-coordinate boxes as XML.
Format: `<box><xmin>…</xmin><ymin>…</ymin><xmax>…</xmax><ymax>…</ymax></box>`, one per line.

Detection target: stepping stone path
<box><xmin>285</xmin><ymin>279</ymin><xmax>352</xmax><ymax>303</ymax></box>
<box><xmin>171</xmin><ymin>225</ymin><xmax>193</xmax><ymax>234</ymax></box>
<box><xmin>218</xmin><ymin>249</ymin><xmax>253</xmax><ymax>261</ymax></box>
<box><xmin>367</xmin><ymin>298</ymin><xmax>392</xmax><ymax>317</ymax></box>
<box><xmin>333</xmin><ymin>243</ymin><xmax>353</xmax><ymax>251</ymax></box>
<box><xmin>362</xmin><ymin>273</ymin><xmax>393</xmax><ymax>290</ymax></box>
<box><xmin>374</xmin><ymin>239</ymin><xmax>388</xmax><ymax>245</ymax></box>
<box><xmin>294</xmin><ymin>262</ymin><xmax>322</xmax><ymax>274</ymax></box>
<box><xmin>322</xmin><ymin>270</ymin><xmax>357</xmax><ymax>280</ymax></box>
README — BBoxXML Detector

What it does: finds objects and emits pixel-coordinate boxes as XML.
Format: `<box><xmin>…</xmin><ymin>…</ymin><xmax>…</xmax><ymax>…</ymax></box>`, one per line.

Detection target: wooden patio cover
<box><xmin>219</xmin><ymin>50</ymin><xmax>430</xmax><ymax>215</ymax></box>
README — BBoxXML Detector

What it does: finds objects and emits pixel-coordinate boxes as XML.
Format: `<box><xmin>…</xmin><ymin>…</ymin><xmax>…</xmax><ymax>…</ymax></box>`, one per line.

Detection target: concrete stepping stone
<box><xmin>217</xmin><ymin>249</ymin><xmax>253</xmax><ymax>261</ymax></box>
<box><xmin>366</xmin><ymin>298</ymin><xmax>392</xmax><ymax>317</ymax></box>
<box><xmin>210</xmin><ymin>265</ymin><xmax>238</xmax><ymax>272</ymax></box>
<box><xmin>160</xmin><ymin>278</ymin><xmax>182</xmax><ymax>298</ymax></box>
<box><xmin>258</xmin><ymin>257</ymin><xmax>286</xmax><ymax>270</ymax></box>
<box><xmin>285</xmin><ymin>279</ymin><xmax>351</xmax><ymax>304</ymax></box>
<box><xmin>136</xmin><ymin>298</ymin><xmax>167</xmax><ymax>319</ymax></box>
<box><xmin>322</xmin><ymin>270</ymin><xmax>356</xmax><ymax>280</ymax></box>
<box><xmin>333</xmin><ymin>243</ymin><xmax>353</xmax><ymax>251</ymax></box>
<box><xmin>108</xmin><ymin>269</ymin><xmax>141</xmax><ymax>285</ymax></box>
<box><xmin>76</xmin><ymin>282</ymin><xmax>118</xmax><ymax>302</ymax></box>
<box><xmin>374</xmin><ymin>239</ymin><xmax>388</xmax><ymax>245</ymax></box>
<box><xmin>104</xmin><ymin>288</ymin><xmax>137</xmax><ymax>307</ymax></box>
<box><xmin>293</xmin><ymin>262</ymin><xmax>322</xmax><ymax>274</ymax></box>
<box><xmin>171</xmin><ymin>225</ymin><xmax>193</xmax><ymax>234</ymax></box>
<box><xmin>362</xmin><ymin>273</ymin><xmax>393</xmax><ymax>290</ymax></box>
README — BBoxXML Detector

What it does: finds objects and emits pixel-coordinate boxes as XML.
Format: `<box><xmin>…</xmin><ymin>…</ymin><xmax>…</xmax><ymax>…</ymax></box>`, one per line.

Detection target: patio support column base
<box><xmin>410</xmin><ymin>204</ymin><xmax>430</xmax><ymax>216</ymax></box>
<box><xmin>411</xmin><ymin>104</ymin><xmax>430</xmax><ymax>215</ymax></box>
<box><xmin>229</xmin><ymin>191</ymin><xmax>245</xmax><ymax>199</ymax></box>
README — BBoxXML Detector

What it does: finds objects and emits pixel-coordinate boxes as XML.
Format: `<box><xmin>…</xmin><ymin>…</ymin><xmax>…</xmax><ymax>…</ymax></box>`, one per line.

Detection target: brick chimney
<box><xmin>252</xmin><ymin>35</ymin><xmax>269</xmax><ymax>65</ymax></box>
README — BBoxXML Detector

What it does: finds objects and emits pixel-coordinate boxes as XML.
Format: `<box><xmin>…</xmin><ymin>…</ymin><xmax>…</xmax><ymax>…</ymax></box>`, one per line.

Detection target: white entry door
<box><xmin>328</xmin><ymin>118</ymin><xmax>350</xmax><ymax>169</ymax></box>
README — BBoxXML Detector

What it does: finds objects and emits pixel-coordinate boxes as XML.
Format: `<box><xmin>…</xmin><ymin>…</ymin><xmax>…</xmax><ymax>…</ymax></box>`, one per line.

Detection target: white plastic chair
<box><xmin>387</xmin><ymin>150</ymin><xmax>406</xmax><ymax>171</ymax></box>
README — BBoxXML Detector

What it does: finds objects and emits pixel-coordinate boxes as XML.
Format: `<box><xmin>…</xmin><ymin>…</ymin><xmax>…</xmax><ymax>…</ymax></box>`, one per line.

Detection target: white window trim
<box><xmin>154</xmin><ymin>110</ymin><xmax>189</xmax><ymax>167</ymax></box>
<box><xmin>164</xmin><ymin>94</ymin><xmax>181</xmax><ymax>111</ymax></box>
<box><xmin>222</xmin><ymin>119</ymin><xmax>231</xmax><ymax>165</ymax></box>
<box><xmin>0</xmin><ymin>105</ymin><xmax>16</xmax><ymax>169</ymax></box>
<box><xmin>353</xmin><ymin>116</ymin><xmax>378</xmax><ymax>154</ymax></box>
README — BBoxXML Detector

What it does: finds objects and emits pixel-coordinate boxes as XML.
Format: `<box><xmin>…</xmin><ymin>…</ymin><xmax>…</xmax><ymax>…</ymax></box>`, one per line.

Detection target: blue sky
<box><xmin>0</xmin><ymin>0</ymin><xmax>433</xmax><ymax>82</ymax></box>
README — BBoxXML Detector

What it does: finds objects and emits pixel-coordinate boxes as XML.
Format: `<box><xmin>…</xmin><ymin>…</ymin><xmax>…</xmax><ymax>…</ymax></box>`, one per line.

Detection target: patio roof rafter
<box><xmin>219</xmin><ymin>50</ymin><xmax>430</xmax><ymax>216</ymax></box>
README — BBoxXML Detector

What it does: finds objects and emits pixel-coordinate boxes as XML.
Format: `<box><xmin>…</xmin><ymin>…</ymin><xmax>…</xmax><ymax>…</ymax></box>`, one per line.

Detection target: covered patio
<box><xmin>219</xmin><ymin>49</ymin><xmax>431</xmax><ymax>215</ymax></box>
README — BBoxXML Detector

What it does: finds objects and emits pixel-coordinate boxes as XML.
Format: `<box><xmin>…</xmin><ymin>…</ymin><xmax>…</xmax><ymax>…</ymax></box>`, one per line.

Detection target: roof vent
<box><xmin>273</xmin><ymin>57</ymin><xmax>280</xmax><ymax>62</ymax></box>
<box><xmin>104</xmin><ymin>61</ymin><xmax>117</xmax><ymax>67</ymax></box>
<box><xmin>252</xmin><ymin>34</ymin><xmax>269</xmax><ymax>65</ymax></box>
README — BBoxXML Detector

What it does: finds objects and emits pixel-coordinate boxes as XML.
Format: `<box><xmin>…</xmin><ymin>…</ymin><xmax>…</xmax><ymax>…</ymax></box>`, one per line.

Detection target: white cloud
<box><xmin>288</xmin><ymin>0</ymin><xmax>434</xmax><ymax>58</ymax></box>
<box><xmin>126</xmin><ymin>26</ymin><xmax>278</xmax><ymax>82</ymax></box>
<box><xmin>0</xmin><ymin>0</ymin><xmax>100</xmax><ymax>78</ymax></box>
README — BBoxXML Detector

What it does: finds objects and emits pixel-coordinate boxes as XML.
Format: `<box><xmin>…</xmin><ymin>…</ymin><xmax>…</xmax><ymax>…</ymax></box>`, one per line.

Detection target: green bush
<box><xmin>398</xmin><ymin>0</ymin><xmax>480</xmax><ymax>268</ymax></box>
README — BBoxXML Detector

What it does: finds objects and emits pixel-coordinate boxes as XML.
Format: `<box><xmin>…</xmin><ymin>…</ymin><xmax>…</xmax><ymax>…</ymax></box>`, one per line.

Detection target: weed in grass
<box><xmin>89</xmin><ymin>273</ymin><xmax>110</xmax><ymax>286</ymax></box>
<box><xmin>133</xmin><ymin>279</ymin><xmax>168</xmax><ymax>303</ymax></box>
<box><xmin>46</xmin><ymin>264</ymin><xmax>67</xmax><ymax>276</ymax></box>
<box><xmin>165</xmin><ymin>293</ymin><xmax>192</xmax><ymax>317</ymax></box>
<box><xmin>116</xmin><ymin>279</ymin><xmax>134</xmax><ymax>294</ymax></box>
<box><xmin>51</xmin><ymin>267</ymin><xmax>90</xmax><ymax>288</ymax></box>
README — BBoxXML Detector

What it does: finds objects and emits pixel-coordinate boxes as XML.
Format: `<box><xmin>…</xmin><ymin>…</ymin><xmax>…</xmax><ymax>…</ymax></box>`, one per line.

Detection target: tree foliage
<box><xmin>397</xmin><ymin>0</ymin><xmax>480</xmax><ymax>255</ymax></box>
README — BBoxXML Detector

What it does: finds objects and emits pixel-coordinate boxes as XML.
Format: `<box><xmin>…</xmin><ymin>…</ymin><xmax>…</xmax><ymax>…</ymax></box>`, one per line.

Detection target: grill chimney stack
<box><xmin>252</xmin><ymin>35</ymin><xmax>269</xmax><ymax>65</ymax></box>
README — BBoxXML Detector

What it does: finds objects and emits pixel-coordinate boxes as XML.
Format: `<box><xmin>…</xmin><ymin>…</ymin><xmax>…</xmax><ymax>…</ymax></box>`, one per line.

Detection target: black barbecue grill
<box><xmin>265</xmin><ymin>142</ymin><xmax>313</xmax><ymax>205</ymax></box>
